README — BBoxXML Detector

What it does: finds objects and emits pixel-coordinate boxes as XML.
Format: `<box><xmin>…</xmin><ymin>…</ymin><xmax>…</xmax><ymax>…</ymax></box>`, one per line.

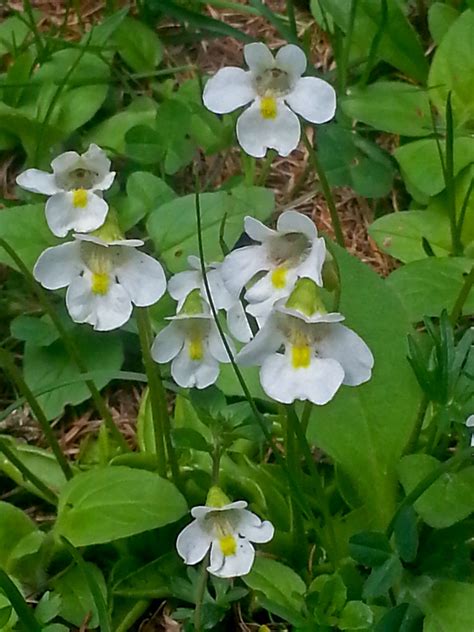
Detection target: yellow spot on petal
<box><xmin>189</xmin><ymin>337</ymin><xmax>203</xmax><ymax>361</ymax></box>
<box><xmin>219</xmin><ymin>534</ymin><xmax>237</xmax><ymax>556</ymax></box>
<box><xmin>91</xmin><ymin>272</ymin><xmax>109</xmax><ymax>295</ymax></box>
<box><xmin>291</xmin><ymin>345</ymin><xmax>311</xmax><ymax>369</ymax></box>
<box><xmin>271</xmin><ymin>266</ymin><xmax>287</xmax><ymax>289</ymax></box>
<box><xmin>72</xmin><ymin>188</ymin><xmax>88</xmax><ymax>208</ymax></box>
<box><xmin>260</xmin><ymin>96</ymin><xmax>277</xmax><ymax>120</ymax></box>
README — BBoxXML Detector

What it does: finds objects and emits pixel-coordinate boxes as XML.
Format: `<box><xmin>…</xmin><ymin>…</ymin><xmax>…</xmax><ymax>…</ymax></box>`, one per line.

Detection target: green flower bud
<box><xmin>285</xmin><ymin>278</ymin><xmax>327</xmax><ymax>316</ymax></box>
<box><xmin>91</xmin><ymin>209</ymin><xmax>123</xmax><ymax>243</ymax></box>
<box><xmin>180</xmin><ymin>288</ymin><xmax>205</xmax><ymax>315</ymax></box>
<box><xmin>206</xmin><ymin>486</ymin><xmax>231</xmax><ymax>508</ymax></box>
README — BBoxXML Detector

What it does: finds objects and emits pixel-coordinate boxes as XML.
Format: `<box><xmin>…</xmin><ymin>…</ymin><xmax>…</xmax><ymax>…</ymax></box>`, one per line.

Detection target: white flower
<box><xmin>33</xmin><ymin>234</ymin><xmax>166</xmax><ymax>331</ymax></box>
<box><xmin>16</xmin><ymin>144</ymin><xmax>115</xmax><ymax>237</ymax></box>
<box><xmin>221</xmin><ymin>210</ymin><xmax>326</xmax><ymax>323</ymax></box>
<box><xmin>176</xmin><ymin>493</ymin><xmax>274</xmax><ymax>578</ymax></box>
<box><xmin>168</xmin><ymin>255</ymin><xmax>252</xmax><ymax>343</ymax></box>
<box><xmin>237</xmin><ymin>298</ymin><xmax>374</xmax><ymax>405</ymax></box>
<box><xmin>466</xmin><ymin>415</ymin><xmax>474</xmax><ymax>447</ymax></box>
<box><xmin>151</xmin><ymin>295</ymin><xmax>234</xmax><ymax>389</ymax></box>
<box><xmin>203</xmin><ymin>42</ymin><xmax>336</xmax><ymax>157</ymax></box>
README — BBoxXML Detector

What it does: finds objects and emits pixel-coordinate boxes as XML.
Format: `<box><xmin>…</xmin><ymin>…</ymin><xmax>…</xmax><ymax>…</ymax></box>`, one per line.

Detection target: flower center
<box><xmin>72</xmin><ymin>188</ymin><xmax>88</xmax><ymax>208</ymax></box>
<box><xmin>188</xmin><ymin>337</ymin><xmax>204</xmax><ymax>361</ymax></box>
<box><xmin>260</xmin><ymin>96</ymin><xmax>278</xmax><ymax>120</ymax></box>
<box><xmin>91</xmin><ymin>272</ymin><xmax>110</xmax><ymax>295</ymax></box>
<box><xmin>271</xmin><ymin>266</ymin><xmax>288</xmax><ymax>289</ymax></box>
<box><xmin>219</xmin><ymin>534</ymin><xmax>237</xmax><ymax>557</ymax></box>
<box><xmin>255</xmin><ymin>68</ymin><xmax>291</xmax><ymax>98</ymax></box>
<box><xmin>291</xmin><ymin>345</ymin><xmax>311</xmax><ymax>369</ymax></box>
<box><xmin>270</xmin><ymin>232</ymin><xmax>311</xmax><ymax>269</ymax></box>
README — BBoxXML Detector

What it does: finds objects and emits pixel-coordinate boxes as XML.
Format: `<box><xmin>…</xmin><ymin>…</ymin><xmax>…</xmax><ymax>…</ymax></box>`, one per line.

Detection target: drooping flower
<box><xmin>221</xmin><ymin>210</ymin><xmax>326</xmax><ymax>323</ymax></box>
<box><xmin>168</xmin><ymin>255</ymin><xmax>252</xmax><ymax>343</ymax></box>
<box><xmin>237</xmin><ymin>279</ymin><xmax>374</xmax><ymax>405</ymax></box>
<box><xmin>151</xmin><ymin>289</ymin><xmax>234</xmax><ymax>389</ymax></box>
<box><xmin>176</xmin><ymin>486</ymin><xmax>274</xmax><ymax>578</ymax></box>
<box><xmin>33</xmin><ymin>227</ymin><xmax>166</xmax><ymax>331</ymax></box>
<box><xmin>466</xmin><ymin>415</ymin><xmax>474</xmax><ymax>447</ymax></box>
<box><xmin>16</xmin><ymin>144</ymin><xmax>115</xmax><ymax>237</ymax></box>
<box><xmin>203</xmin><ymin>42</ymin><xmax>336</xmax><ymax>157</ymax></box>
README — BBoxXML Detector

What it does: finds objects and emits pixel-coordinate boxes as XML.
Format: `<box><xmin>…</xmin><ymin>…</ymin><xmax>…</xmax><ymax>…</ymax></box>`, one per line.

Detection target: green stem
<box><xmin>386</xmin><ymin>447</ymin><xmax>473</xmax><ymax>538</ymax></box>
<box><xmin>450</xmin><ymin>266</ymin><xmax>474</xmax><ymax>324</ymax></box>
<box><xmin>0</xmin><ymin>438</ymin><xmax>58</xmax><ymax>505</ymax></box>
<box><xmin>359</xmin><ymin>0</ymin><xmax>388</xmax><ymax>87</ymax></box>
<box><xmin>257</xmin><ymin>149</ymin><xmax>276</xmax><ymax>186</ymax></box>
<box><xmin>302</xmin><ymin>130</ymin><xmax>345</xmax><ymax>248</ymax></box>
<box><xmin>445</xmin><ymin>93</ymin><xmax>463</xmax><ymax>255</ymax></box>
<box><xmin>301</xmin><ymin>400</ymin><xmax>313</xmax><ymax>435</ymax></box>
<box><xmin>339</xmin><ymin>0</ymin><xmax>358</xmax><ymax>94</ymax></box>
<box><xmin>286</xmin><ymin>0</ymin><xmax>297</xmax><ymax>38</ymax></box>
<box><xmin>0</xmin><ymin>348</ymin><xmax>73</xmax><ymax>481</ymax></box>
<box><xmin>115</xmin><ymin>600</ymin><xmax>150</xmax><ymax>632</ymax></box>
<box><xmin>22</xmin><ymin>0</ymin><xmax>45</xmax><ymax>59</ymax></box>
<box><xmin>194</xmin><ymin>555</ymin><xmax>209</xmax><ymax>632</ymax></box>
<box><xmin>135</xmin><ymin>309</ymin><xmax>169</xmax><ymax>480</ymax></box>
<box><xmin>197</xmin><ymin>0</ymin><xmax>260</xmax><ymax>14</ymax></box>
<box><xmin>0</xmin><ymin>238</ymin><xmax>129</xmax><ymax>453</ymax></box>
<box><xmin>403</xmin><ymin>395</ymin><xmax>430</xmax><ymax>455</ymax></box>
<box><xmin>0</xmin><ymin>569</ymin><xmax>42</xmax><ymax>632</ymax></box>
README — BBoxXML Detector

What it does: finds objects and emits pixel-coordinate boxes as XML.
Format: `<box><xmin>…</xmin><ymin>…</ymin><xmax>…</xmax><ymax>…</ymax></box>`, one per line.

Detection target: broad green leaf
<box><xmin>394</xmin><ymin>137</ymin><xmax>474</xmax><ymax>199</ymax></box>
<box><xmin>393</xmin><ymin>506</ymin><xmax>418</xmax><ymax>563</ymax></box>
<box><xmin>317</xmin><ymin>124</ymin><xmax>394</xmax><ymax>198</ymax></box>
<box><xmin>374</xmin><ymin>602</ymin><xmax>423</xmax><ymax>632</ymax></box>
<box><xmin>147</xmin><ymin>186</ymin><xmax>275</xmax><ymax>272</ymax></box>
<box><xmin>363</xmin><ymin>556</ymin><xmax>403</xmax><ymax>599</ymax></box>
<box><xmin>10</xmin><ymin>315</ymin><xmax>59</xmax><ymax>347</ymax></box>
<box><xmin>124</xmin><ymin>125</ymin><xmax>163</xmax><ymax>165</ymax></box>
<box><xmin>0</xmin><ymin>204</ymin><xmax>58</xmax><ymax>271</ymax></box>
<box><xmin>84</xmin><ymin>97</ymin><xmax>157</xmax><ymax>154</ymax></box>
<box><xmin>428</xmin><ymin>9</ymin><xmax>474</xmax><ymax>128</ymax></box>
<box><xmin>0</xmin><ymin>593</ymin><xmax>17</xmax><ymax>629</ymax></box>
<box><xmin>348</xmin><ymin>531</ymin><xmax>392</xmax><ymax>567</ymax></box>
<box><xmin>369</xmin><ymin>210</ymin><xmax>450</xmax><ymax>263</ymax></box>
<box><xmin>339</xmin><ymin>601</ymin><xmax>374</xmax><ymax>630</ymax></box>
<box><xmin>23</xmin><ymin>330</ymin><xmax>124</xmax><ymax>420</ymax></box>
<box><xmin>307</xmin><ymin>247</ymin><xmax>420</xmax><ymax>529</ymax></box>
<box><xmin>55</xmin><ymin>466</ymin><xmax>187</xmax><ymax>545</ymax></box>
<box><xmin>308</xmin><ymin>572</ymin><xmax>347</xmax><ymax>617</ymax></box>
<box><xmin>112</xmin><ymin>553</ymin><xmax>181</xmax><ymax>598</ymax></box>
<box><xmin>3</xmin><ymin>49</ymin><xmax>36</xmax><ymax>108</ymax></box>
<box><xmin>319</xmin><ymin>0</ymin><xmax>428</xmax><ymax>82</ymax></box>
<box><xmin>0</xmin><ymin>15</ymin><xmax>31</xmax><ymax>56</ymax></box>
<box><xmin>398</xmin><ymin>454</ymin><xmax>474</xmax><ymax>528</ymax></box>
<box><xmin>342</xmin><ymin>83</ymin><xmax>432</xmax><ymax>137</ymax></box>
<box><xmin>0</xmin><ymin>502</ymin><xmax>37</xmax><ymax>570</ymax></box>
<box><xmin>51</xmin><ymin>563</ymin><xmax>106</xmax><ymax>629</ymax></box>
<box><xmin>386</xmin><ymin>257</ymin><xmax>474</xmax><ymax>321</ymax></box>
<box><xmin>113</xmin><ymin>17</ymin><xmax>163</xmax><ymax>72</ymax></box>
<box><xmin>118</xmin><ymin>171</ymin><xmax>176</xmax><ymax>231</ymax></box>
<box><xmin>428</xmin><ymin>3</ymin><xmax>460</xmax><ymax>45</ymax></box>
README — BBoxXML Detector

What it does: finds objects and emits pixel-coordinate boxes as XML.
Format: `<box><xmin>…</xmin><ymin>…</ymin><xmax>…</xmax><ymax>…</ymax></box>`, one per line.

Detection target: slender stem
<box><xmin>386</xmin><ymin>447</ymin><xmax>473</xmax><ymax>538</ymax></box>
<box><xmin>0</xmin><ymin>569</ymin><xmax>42</xmax><ymax>632</ymax></box>
<box><xmin>456</xmin><ymin>178</ymin><xmax>473</xmax><ymax>239</ymax></box>
<box><xmin>286</xmin><ymin>0</ymin><xmax>297</xmax><ymax>38</ymax></box>
<box><xmin>194</xmin><ymin>555</ymin><xmax>209</xmax><ymax>632</ymax></box>
<box><xmin>197</xmin><ymin>0</ymin><xmax>260</xmax><ymax>15</ymax></box>
<box><xmin>135</xmin><ymin>309</ymin><xmax>168</xmax><ymax>480</ymax></box>
<box><xmin>403</xmin><ymin>395</ymin><xmax>430</xmax><ymax>455</ymax></box>
<box><xmin>0</xmin><ymin>239</ymin><xmax>129</xmax><ymax>453</ymax></box>
<box><xmin>301</xmin><ymin>400</ymin><xmax>313</xmax><ymax>435</ymax></box>
<box><xmin>0</xmin><ymin>438</ymin><xmax>58</xmax><ymax>505</ymax></box>
<box><xmin>359</xmin><ymin>0</ymin><xmax>388</xmax><ymax>87</ymax></box>
<box><xmin>0</xmin><ymin>348</ymin><xmax>73</xmax><ymax>480</ymax></box>
<box><xmin>302</xmin><ymin>131</ymin><xmax>345</xmax><ymax>248</ymax></box>
<box><xmin>22</xmin><ymin>0</ymin><xmax>45</xmax><ymax>59</ymax></box>
<box><xmin>257</xmin><ymin>149</ymin><xmax>276</xmax><ymax>186</ymax></box>
<box><xmin>339</xmin><ymin>0</ymin><xmax>358</xmax><ymax>94</ymax></box>
<box><xmin>115</xmin><ymin>600</ymin><xmax>150</xmax><ymax>632</ymax></box>
<box><xmin>450</xmin><ymin>266</ymin><xmax>474</xmax><ymax>324</ymax></box>
<box><xmin>445</xmin><ymin>93</ymin><xmax>463</xmax><ymax>255</ymax></box>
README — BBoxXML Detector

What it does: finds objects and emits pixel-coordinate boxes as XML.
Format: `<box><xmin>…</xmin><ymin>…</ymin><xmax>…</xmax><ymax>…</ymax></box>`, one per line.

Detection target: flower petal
<box><xmin>237</xmin><ymin>100</ymin><xmax>301</xmax><ymax>158</ymax></box>
<box><xmin>237</xmin><ymin>510</ymin><xmax>274</xmax><ymax>544</ymax></box>
<box><xmin>33</xmin><ymin>242</ymin><xmax>83</xmax><ymax>289</ymax></box>
<box><xmin>296</xmin><ymin>237</ymin><xmax>326</xmax><ymax>286</ymax></box>
<box><xmin>245</xmin><ymin>268</ymin><xmax>297</xmax><ymax>305</ymax></box>
<box><xmin>244</xmin><ymin>42</ymin><xmax>274</xmax><ymax>74</ymax></box>
<box><xmin>317</xmin><ymin>323</ymin><xmax>374</xmax><ymax>386</ymax></box>
<box><xmin>16</xmin><ymin>169</ymin><xmax>60</xmax><ymax>195</ymax></box>
<box><xmin>275</xmin><ymin>44</ymin><xmax>306</xmax><ymax>79</ymax></box>
<box><xmin>151</xmin><ymin>322</ymin><xmax>184</xmax><ymax>363</ymax></box>
<box><xmin>227</xmin><ymin>302</ymin><xmax>253</xmax><ymax>343</ymax></box>
<box><xmin>244</xmin><ymin>216</ymin><xmax>277</xmax><ymax>243</ymax></box>
<box><xmin>208</xmin><ymin>323</ymin><xmax>234</xmax><ymax>363</ymax></box>
<box><xmin>168</xmin><ymin>270</ymin><xmax>201</xmax><ymax>310</ymax></box>
<box><xmin>51</xmin><ymin>151</ymin><xmax>80</xmax><ymax>175</ymax></box>
<box><xmin>81</xmin><ymin>143</ymin><xmax>111</xmax><ymax>176</ymax></box>
<box><xmin>172</xmin><ymin>347</ymin><xmax>220</xmax><ymax>389</ymax></box>
<box><xmin>94</xmin><ymin>171</ymin><xmax>116</xmax><ymax>191</ymax></box>
<box><xmin>115</xmin><ymin>249</ymin><xmax>167</xmax><ymax>307</ymax></box>
<box><xmin>208</xmin><ymin>538</ymin><xmax>255</xmax><ymax>578</ymax></box>
<box><xmin>203</xmin><ymin>67</ymin><xmax>255</xmax><ymax>114</ymax></box>
<box><xmin>45</xmin><ymin>192</ymin><xmax>108</xmax><ymax>238</ymax></box>
<box><xmin>276</xmin><ymin>209</ymin><xmax>317</xmax><ymax>239</ymax></box>
<box><xmin>221</xmin><ymin>244</ymin><xmax>268</xmax><ymax>297</ymax></box>
<box><xmin>66</xmin><ymin>276</ymin><xmax>132</xmax><ymax>331</ymax></box>
<box><xmin>236</xmin><ymin>314</ymin><xmax>283</xmax><ymax>366</ymax></box>
<box><xmin>260</xmin><ymin>354</ymin><xmax>344</xmax><ymax>404</ymax></box>
<box><xmin>286</xmin><ymin>76</ymin><xmax>336</xmax><ymax>124</ymax></box>
<box><xmin>176</xmin><ymin>519</ymin><xmax>212</xmax><ymax>565</ymax></box>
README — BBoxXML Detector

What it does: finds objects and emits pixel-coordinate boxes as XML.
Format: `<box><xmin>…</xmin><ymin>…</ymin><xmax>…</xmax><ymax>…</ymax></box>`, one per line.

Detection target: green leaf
<box><xmin>397</xmin><ymin>454</ymin><xmax>474</xmax><ymax>528</ymax></box>
<box><xmin>242</xmin><ymin>558</ymin><xmax>306</xmax><ymax>626</ymax></box>
<box><xmin>51</xmin><ymin>563</ymin><xmax>106</xmax><ymax>629</ymax></box>
<box><xmin>394</xmin><ymin>137</ymin><xmax>474</xmax><ymax>199</ymax></box>
<box><xmin>428</xmin><ymin>9</ymin><xmax>474</xmax><ymax>128</ymax></box>
<box><xmin>428</xmin><ymin>3</ymin><xmax>460</xmax><ymax>45</ymax></box>
<box><xmin>393</xmin><ymin>506</ymin><xmax>418</xmax><ymax>563</ymax></box>
<box><xmin>112</xmin><ymin>552</ymin><xmax>181</xmax><ymax>598</ymax></box>
<box><xmin>386</xmin><ymin>257</ymin><xmax>474</xmax><ymax>321</ymax></box>
<box><xmin>339</xmin><ymin>601</ymin><xmax>374</xmax><ymax>630</ymax></box>
<box><xmin>118</xmin><ymin>170</ymin><xmax>176</xmax><ymax>231</ymax></box>
<box><xmin>147</xmin><ymin>186</ymin><xmax>275</xmax><ymax>272</ymax></box>
<box><xmin>0</xmin><ymin>15</ymin><xmax>31</xmax><ymax>56</ymax></box>
<box><xmin>124</xmin><ymin>125</ymin><xmax>163</xmax><ymax>165</ymax></box>
<box><xmin>363</xmin><ymin>556</ymin><xmax>402</xmax><ymax>599</ymax></box>
<box><xmin>55</xmin><ymin>466</ymin><xmax>187</xmax><ymax>545</ymax></box>
<box><xmin>307</xmin><ymin>247</ymin><xmax>420</xmax><ymax>529</ymax></box>
<box><xmin>317</xmin><ymin>123</ymin><xmax>394</xmax><ymax>198</ymax></box>
<box><xmin>23</xmin><ymin>330</ymin><xmax>124</xmax><ymax>420</ymax></box>
<box><xmin>374</xmin><ymin>602</ymin><xmax>424</xmax><ymax>631</ymax></box>
<box><xmin>0</xmin><ymin>204</ymin><xmax>58</xmax><ymax>271</ymax></box>
<box><xmin>342</xmin><ymin>82</ymin><xmax>432</xmax><ymax>137</ymax></box>
<box><xmin>172</xmin><ymin>428</ymin><xmax>212</xmax><ymax>452</ymax></box>
<box><xmin>114</xmin><ymin>17</ymin><xmax>163</xmax><ymax>72</ymax></box>
<box><xmin>0</xmin><ymin>502</ymin><xmax>37</xmax><ymax>571</ymax></box>
<box><xmin>369</xmin><ymin>210</ymin><xmax>451</xmax><ymax>263</ymax></box>
<box><xmin>10</xmin><ymin>315</ymin><xmax>59</xmax><ymax>347</ymax></box>
<box><xmin>308</xmin><ymin>572</ymin><xmax>347</xmax><ymax>617</ymax></box>
<box><xmin>348</xmin><ymin>531</ymin><xmax>392</xmax><ymax>567</ymax></box>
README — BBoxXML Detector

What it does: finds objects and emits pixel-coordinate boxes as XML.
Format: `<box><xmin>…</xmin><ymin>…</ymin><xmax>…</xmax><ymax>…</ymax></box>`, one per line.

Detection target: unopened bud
<box><xmin>285</xmin><ymin>278</ymin><xmax>327</xmax><ymax>316</ymax></box>
<box><xmin>91</xmin><ymin>209</ymin><xmax>123</xmax><ymax>243</ymax></box>
<box><xmin>206</xmin><ymin>486</ymin><xmax>231</xmax><ymax>508</ymax></box>
<box><xmin>180</xmin><ymin>289</ymin><xmax>204</xmax><ymax>315</ymax></box>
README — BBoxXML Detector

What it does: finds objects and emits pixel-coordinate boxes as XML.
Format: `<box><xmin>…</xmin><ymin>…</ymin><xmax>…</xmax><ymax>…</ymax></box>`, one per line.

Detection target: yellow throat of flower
<box><xmin>219</xmin><ymin>534</ymin><xmax>237</xmax><ymax>556</ymax></box>
<box><xmin>72</xmin><ymin>188</ymin><xmax>88</xmax><ymax>208</ymax></box>
<box><xmin>291</xmin><ymin>344</ymin><xmax>311</xmax><ymax>369</ymax></box>
<box><xmin>260</xmin><ymin>96</ymin><xmax>278</xmax><ymax>120</ymax></box>
<box><xmin>91</xmin><ymin>272</ymin><xmax>110</xmax><ymax>295</ymax></box>
<box><xmin>188</xmin><ymin>337</ymin><xmax>203</xmax><ymax>361</ymax></box>
<box><xmin>271</xmin><ymin>266</ymin><xmax>288</xmax><ymax>289</ymax></box>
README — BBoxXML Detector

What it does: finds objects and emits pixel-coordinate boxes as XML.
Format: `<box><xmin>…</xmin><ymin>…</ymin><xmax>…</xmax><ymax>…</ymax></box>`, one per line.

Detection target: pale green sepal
<box><xmin>285</xmin><ymin>278</ymin><xmax>327</xmax><ymax>316</ymax></box>
<box><xmin>206</xmin><ymin>486</ymin><xmax>231</xmax><ymax>508</ymax></box>
<box><xmin>91</xmin><ymin>209</ymin><xmax>123</xmax><ymax>243</ymax></box>
<box><xmin>180</xmin><ymin>288</ymin><xmax>204</xmax><ymax>315</ymax></box>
